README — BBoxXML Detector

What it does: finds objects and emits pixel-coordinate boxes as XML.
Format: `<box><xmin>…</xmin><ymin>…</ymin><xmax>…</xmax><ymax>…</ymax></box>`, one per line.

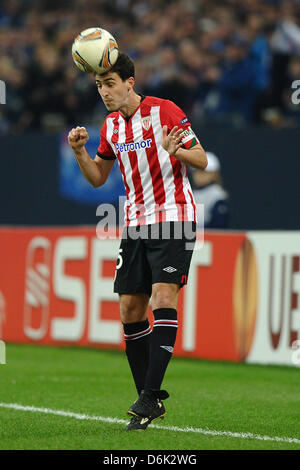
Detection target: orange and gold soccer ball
<box><xmin>72</xmin><ymin>27</ymin><xmax>119</xmax><ymax>74</ymax></box>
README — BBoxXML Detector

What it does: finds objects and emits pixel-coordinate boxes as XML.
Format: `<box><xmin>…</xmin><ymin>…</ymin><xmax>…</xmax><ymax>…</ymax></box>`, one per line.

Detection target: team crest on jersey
<box><xmin>142</xmin><ymin>116</ymin><xmax>152</xmax><ymax>131</ymax></box>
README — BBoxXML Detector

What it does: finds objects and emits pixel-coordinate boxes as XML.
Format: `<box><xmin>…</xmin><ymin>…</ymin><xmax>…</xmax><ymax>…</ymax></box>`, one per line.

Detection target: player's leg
<box><xmin>120</xmin><ymin>293</ymin><xmax>151</xmax><ymax>395</ymax></box>
<box><xmin>126</xmin><ymin>283</ymin><xmax>179</xmax><ymax>430</ymax></box>
<box><xmin>114</xmin><ymin>227</ymin><xmax>153</xmax><ymax>399</ymax></box>
<box><xmin>126</xmin><ymin>222</ymin><xmax>196</xmax><ymax>430</ymax></box>
<box><xmin>142</xmin><ymin>222</ymin><xmax>195</xmax><ymax>395</ymax></box>
<box><xmin>143</xmin><ymin>282</ymin><xmax>179</xmax><ymax>391</ymax></box>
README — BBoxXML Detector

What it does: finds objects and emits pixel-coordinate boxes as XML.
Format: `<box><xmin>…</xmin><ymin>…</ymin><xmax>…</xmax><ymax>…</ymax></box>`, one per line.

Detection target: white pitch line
<box><xmin>0</xmin><ymin>402</ymin><xmax>300</xmax><ymax>446</ymax></box>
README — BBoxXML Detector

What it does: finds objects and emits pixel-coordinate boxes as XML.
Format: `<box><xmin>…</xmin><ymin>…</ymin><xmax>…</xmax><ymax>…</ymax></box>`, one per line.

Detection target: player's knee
<box><xmin>119</xmin><ymin>296</ymin><xmax>148</xmax><ymax>323</ymax></box>
<box><xmin>152</xmin><ymin>296</ymin><xmax>174</xmax><ymax>309</ymax></box>
<box><xmin>151</xmin><ymin>284</ymin><xmax>179</xmax><ymax>310</ymax></box>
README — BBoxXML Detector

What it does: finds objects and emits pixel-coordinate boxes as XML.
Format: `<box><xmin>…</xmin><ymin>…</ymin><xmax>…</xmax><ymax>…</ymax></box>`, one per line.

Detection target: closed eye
<box><xmin>96</xmin><ymin>80</ymin><xmax>115</xmax><ymax>89</ymax></box>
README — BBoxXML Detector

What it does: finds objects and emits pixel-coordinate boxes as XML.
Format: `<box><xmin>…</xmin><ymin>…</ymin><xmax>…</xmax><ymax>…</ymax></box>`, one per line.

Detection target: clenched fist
<box><xmin>68</xmin><ymin>126</ymin><xmax>89</xmax><ymax>151</ymax></box>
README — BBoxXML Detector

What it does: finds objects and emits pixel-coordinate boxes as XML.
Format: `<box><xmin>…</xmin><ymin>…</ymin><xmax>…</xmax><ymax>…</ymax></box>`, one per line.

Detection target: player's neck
<box><xmin>119</xmin><ymin>92</ymin><xmax>141</xmax><ymax>119</ymax></box>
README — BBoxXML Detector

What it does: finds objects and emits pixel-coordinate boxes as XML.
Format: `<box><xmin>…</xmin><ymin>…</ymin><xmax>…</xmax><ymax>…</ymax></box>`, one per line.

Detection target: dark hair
<box><xmin>100</xmin><ymin>52</ymin><xmax>135</xmax><ymax>80</ymax></box>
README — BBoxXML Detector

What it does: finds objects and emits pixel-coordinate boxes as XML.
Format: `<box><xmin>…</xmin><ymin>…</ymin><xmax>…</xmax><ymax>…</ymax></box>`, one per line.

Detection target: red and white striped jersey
<box><xmin>97</xmin><ymin>96</ymin><xmax>199</xmax><ymax>226</ymax></box>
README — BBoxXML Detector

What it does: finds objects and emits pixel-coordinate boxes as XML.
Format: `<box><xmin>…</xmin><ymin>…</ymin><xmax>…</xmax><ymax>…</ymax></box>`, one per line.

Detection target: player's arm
<box><xmin>162</xmin><ymin>125</ymin><xmax>207</xmax><ymax>170</ymax></box>
<box><xmin>68</xmin><ymin>126</ymin><xmax>114</xmax><ymax>187</ymax></box>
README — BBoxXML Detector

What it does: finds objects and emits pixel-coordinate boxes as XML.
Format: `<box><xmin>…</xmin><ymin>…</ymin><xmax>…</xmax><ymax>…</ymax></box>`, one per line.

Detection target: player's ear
<box><xmin>127</xmin><ymin>77</ymin><xmax>135</xmax><ymax>91</ymax></box>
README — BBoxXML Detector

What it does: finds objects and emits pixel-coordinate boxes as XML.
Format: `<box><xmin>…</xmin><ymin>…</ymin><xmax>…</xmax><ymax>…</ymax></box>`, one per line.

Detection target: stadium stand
<box><xmin>0</xmin><ymin>0</ymin><xmax>300</xmax><ymax>135</ymax></box>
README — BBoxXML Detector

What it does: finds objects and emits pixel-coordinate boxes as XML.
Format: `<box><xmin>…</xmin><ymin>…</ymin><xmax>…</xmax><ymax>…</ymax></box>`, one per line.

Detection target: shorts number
<box><xmin>116</xmin><ymin>248</ymin><xmax>123</xmax><ymax>270</ymax></box>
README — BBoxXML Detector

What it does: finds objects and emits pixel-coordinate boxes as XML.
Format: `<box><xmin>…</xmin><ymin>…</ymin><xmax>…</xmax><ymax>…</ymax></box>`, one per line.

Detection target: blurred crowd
<box><xmin>0</xmin><ymin>0</ymin><xmax>300</xmax><ymax>135</ymax></box>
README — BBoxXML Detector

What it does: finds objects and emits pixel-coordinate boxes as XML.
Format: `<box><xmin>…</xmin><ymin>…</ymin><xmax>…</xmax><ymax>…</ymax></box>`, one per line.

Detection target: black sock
<box><xmin>123</xmin><ymin>319</ymin><xmax>152</xmax><ymax>395</ymax></box>
<box><xmin>144</xmin><ymin>308</ymin><xmax>178</xmax><ymax>391</ymax></box>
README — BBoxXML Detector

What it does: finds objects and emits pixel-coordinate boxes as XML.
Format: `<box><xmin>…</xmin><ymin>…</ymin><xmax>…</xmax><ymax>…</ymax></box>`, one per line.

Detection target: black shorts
<box><xmin>114</xmin><ymin>222</ymin><xmax>196</xmax><ymax>297</ymax></box>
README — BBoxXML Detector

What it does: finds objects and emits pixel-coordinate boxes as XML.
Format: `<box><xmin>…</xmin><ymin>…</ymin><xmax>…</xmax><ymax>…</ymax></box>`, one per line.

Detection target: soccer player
<box><xmin>68</xmin><ymin>53</ymin><xmax>207</xmax><ymax>430</ymax></box>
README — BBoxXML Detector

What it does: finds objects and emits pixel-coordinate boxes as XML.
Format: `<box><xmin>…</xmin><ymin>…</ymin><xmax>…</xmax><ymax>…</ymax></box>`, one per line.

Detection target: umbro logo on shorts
<box><xmin>163</xmin><ymin>266</ymin><xmax>177</xmax><ymax>273</ymax></box>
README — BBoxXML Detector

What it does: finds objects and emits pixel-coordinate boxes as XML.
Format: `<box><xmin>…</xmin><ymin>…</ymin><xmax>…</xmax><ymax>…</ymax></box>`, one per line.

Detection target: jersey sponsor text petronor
<box><xmin>115</xmin><ymin>139</ymin><xmax>152</xmax><ymax>153</ymax></box>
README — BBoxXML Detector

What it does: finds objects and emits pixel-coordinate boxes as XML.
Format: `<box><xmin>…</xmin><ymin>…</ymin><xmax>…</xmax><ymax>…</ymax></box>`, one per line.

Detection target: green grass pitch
<box><xmin>0</xmin><ymin>343</ymin><xmax>299</xmax><ymax>450</ymax></box>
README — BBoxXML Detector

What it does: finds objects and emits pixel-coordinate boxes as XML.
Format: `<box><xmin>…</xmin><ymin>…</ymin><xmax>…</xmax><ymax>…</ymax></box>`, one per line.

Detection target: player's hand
<box><xmin>162</xmin><ymin>125</ymin><xmax>184</xmax><ymax>156</ymax></box>
<box><xmin>68</xmin><ymin>126</ymin><xmax>89</xmax><ymax>151</ymax></box>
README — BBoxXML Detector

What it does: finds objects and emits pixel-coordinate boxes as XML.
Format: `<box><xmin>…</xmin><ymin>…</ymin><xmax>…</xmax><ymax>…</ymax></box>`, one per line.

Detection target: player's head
<box><xmin>95</xmin><ymin>52</ymin><xmax>136</xmax><ymax>111</ymax></box>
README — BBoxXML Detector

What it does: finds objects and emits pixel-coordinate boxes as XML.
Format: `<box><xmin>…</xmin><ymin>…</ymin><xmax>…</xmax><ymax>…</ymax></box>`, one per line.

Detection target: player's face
<box><xmin>95</xmin><ymin>72</ymin><xmax>132</xmax><ymax>111</ymax></box>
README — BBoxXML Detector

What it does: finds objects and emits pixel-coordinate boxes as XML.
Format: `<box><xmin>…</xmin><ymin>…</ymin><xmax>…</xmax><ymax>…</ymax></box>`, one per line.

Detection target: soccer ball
<box><xmin>72</xmin><ymin>27</ymin><xmax>119</xmax><ymax>74</ymax></box>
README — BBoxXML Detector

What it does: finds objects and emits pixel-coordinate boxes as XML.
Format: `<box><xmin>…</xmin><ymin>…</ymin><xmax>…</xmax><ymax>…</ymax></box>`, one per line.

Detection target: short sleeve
<box><xmin>97</xmin><ymin>120</ymin><xmax>116</xmax><ymax>160</ymax></box>
<box><xmin>160</xmin><ymin>100</ymin><xmax>200</xmax><ymax>150</ymax></box>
